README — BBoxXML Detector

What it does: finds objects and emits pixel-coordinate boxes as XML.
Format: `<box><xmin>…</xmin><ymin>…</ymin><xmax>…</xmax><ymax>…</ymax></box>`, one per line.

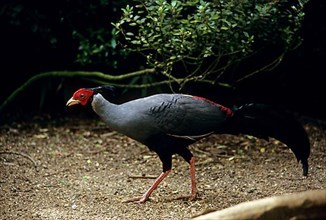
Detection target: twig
<box><xmin>191</xmin><ymin>146</ymin><xmax>245</xmax><ymax>159</ymax></box>
<box><xmin>215</xmin><ymin>154</ymin><xmax>234</xmax><ymax>158</ymax></box>
<box><xmin>235</xmin><ymin>53</ymin><xmax>284</xmax><ymax>83</ymax></box>
<box><xmin>87</xmin><ymin>149</ymin><xmax>108</xmax><ymax>155</ymax></box>
<box><xmin>43</xmin><ymin>168</ymin><xmax>70</xmax><ymax>177</ymax></box>
<box><xmin>128</xmin><ymin>174</ymin><xmax>157</xmax><ymax>179</ymax></box>
<box><xmin>0</xmin><ymin>151</ymin><xmax>38</xmax><ymax>172</ymax></box>
<box><xmin>191</xmin><ymin>146</ymin><xmax>212</xmax><ymax>157</ymax></box>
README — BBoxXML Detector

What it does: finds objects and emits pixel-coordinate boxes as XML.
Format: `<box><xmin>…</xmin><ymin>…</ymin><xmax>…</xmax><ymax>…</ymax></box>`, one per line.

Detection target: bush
<box><xmin>112</xmin><ymin>0</ymin><xmax>309</xmax><ymax>88</ymax></box>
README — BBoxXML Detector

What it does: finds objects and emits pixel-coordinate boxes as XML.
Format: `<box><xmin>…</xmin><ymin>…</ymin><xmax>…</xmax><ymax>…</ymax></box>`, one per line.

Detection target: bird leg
<box><xmin>174</xmin><ymin>156</ymin><xmax>198</xmax><ymax>201</ymax></box>
<box><xmin>190</xmin><ymin>156</ymin><xmax>198</xmax><ymax>199</ymax></box>
<box><xmin>122</xmin><ymin>169</ymin><xmax>171</xmax><ymax>203</ymax></box>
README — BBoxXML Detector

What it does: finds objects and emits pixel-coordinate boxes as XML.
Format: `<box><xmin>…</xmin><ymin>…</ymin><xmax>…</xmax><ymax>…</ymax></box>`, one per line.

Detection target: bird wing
<box><xmin>148</xmin><ymin>94</ymin><xmax>230</xmax><ymax>138</ymax></box>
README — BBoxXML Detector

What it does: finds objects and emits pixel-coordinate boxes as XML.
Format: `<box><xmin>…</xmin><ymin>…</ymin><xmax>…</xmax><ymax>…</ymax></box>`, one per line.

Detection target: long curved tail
<box><xmin>223</xmin><ymin>103</ymin><xmax>310</xmax><ymax>176</ymax></box>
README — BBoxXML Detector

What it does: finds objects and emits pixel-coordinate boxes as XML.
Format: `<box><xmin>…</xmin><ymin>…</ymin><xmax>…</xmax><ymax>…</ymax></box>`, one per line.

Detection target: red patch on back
<box><xmin>192</xmin><ymin>96</ymin><xmax>234</xmax><ymax>117</ymax></box>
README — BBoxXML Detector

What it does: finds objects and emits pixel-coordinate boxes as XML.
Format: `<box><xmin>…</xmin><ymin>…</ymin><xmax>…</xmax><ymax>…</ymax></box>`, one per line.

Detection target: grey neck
<box><xmin>91</xmin><ymin>93</ymin><xmax>122</xmax><ymax>130</ymax></box>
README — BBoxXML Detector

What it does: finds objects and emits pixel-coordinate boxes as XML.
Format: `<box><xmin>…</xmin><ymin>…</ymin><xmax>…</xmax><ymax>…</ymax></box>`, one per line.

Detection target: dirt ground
<box><xmin>0</xmin><ymin>117</ymin><xmax>325</xmax><ymax>220</ymax></box>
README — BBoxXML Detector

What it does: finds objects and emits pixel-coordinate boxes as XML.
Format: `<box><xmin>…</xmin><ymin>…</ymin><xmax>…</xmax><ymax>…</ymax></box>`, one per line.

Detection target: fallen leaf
<box><xmin>33</xmin><ymin>134</ymin><xmax>48</xmax><ymax>139</ymax></box>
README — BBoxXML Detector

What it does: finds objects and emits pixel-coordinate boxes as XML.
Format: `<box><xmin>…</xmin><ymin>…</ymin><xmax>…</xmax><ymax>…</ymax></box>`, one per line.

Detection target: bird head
<box><xmin>66</xmin><ymin>85</ymin><xmax>116</xmax><ymax>106</ymax></box>
<box><xmin>66</xmin><ymin>88</ymin><xmax>94</xmax><ymax>106</ymax></box>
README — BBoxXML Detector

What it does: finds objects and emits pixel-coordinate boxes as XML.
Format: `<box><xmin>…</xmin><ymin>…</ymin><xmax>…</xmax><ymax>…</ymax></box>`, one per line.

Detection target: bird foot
<box><xmin>122</xmin><ymin>196</ymin><xmax>148</xmax><ymax>204</ymax></box>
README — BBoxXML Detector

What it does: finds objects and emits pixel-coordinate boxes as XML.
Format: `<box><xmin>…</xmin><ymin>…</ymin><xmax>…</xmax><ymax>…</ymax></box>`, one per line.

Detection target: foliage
<box><xmin>0</xmin><ymin>0</ymin><xmax>309</xmax><ymax>89</ymax></box>
<box><xmin>113</xmin><ymin>0</ymin><xmax>309</xmax><ymax>88</ymax></box>
<box><xmin>72</xmin><ymin>1</ymin><xmax>129</xmax><ymax>68</ymax></box>
<box><xmin>0</xmin><ymin>0</ymin><xmax>312</xmax><ymax>115</ymax></box>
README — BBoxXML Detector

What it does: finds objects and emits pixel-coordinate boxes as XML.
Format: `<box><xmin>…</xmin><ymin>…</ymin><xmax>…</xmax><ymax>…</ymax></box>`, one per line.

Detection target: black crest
<box><xmin>89</xmin><ymin>85</ymin><xmax>118</xmax><ymax>100</ymax></box>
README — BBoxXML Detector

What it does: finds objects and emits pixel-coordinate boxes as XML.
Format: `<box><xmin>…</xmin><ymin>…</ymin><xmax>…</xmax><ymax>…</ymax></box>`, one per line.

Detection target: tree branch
<box><xmin>0</xmin><ymin>68</ymin><xmax>227</xmax><ymax>114</ymax></box>
<box><xmin>0</xmin><ymin>69</ymin><xmax>155</xmax><ymax>113</ymax></box>
<box><xmin>192</xmin><ymin>189</ymin><xmax>326</xmax><ymax>220</ymax></box>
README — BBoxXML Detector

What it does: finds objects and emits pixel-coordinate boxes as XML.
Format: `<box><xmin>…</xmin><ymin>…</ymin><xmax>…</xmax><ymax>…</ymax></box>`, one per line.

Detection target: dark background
<box><xmin>0</xmin><ymin>0</ymin><xmax>325</xmax><ymax>122</ymax></box>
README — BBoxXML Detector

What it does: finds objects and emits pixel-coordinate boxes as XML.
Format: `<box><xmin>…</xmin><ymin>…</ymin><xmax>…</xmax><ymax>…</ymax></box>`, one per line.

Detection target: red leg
<box><xmin>123</xmin><ymin>169</ymin><xmax>171</xmax><ymax>203</ymax></box>
<box><xmin>173</xmin><ymin>156</ymin><xmax>198</xmax><ymax>201</ymax></box>
<box><xmin>190</xmin><ymin>156</ymin><xmax>197</xmax><ymax>199</ymax></box>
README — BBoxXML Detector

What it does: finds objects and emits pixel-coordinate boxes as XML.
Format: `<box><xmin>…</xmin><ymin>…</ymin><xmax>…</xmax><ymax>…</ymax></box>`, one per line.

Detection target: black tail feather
<box><xmin>224</xmin><ymin>103</ymin><xmax>310</xmax><ymax>176</ymax></box>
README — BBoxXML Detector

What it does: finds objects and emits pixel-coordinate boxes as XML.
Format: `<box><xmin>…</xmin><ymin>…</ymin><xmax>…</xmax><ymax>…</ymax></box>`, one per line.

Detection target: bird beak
<box><xmin>66</xmin><ymin>98</ymin><xmax>80</xmax><ymax>106</ymax></box>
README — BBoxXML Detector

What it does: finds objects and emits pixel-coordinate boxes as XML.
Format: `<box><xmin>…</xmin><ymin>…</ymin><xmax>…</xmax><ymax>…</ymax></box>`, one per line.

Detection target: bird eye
<box><xmin>80</xmin><ymin>94</ymin><xmax>85</xmax><ymax>99</ymax></box>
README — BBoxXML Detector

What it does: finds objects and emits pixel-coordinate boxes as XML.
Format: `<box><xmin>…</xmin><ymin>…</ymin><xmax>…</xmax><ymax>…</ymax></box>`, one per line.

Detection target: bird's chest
<box><xmin>106</xmin><ymin>110</ymin><xmax>158</xmax><ymax>143</ymax></box>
